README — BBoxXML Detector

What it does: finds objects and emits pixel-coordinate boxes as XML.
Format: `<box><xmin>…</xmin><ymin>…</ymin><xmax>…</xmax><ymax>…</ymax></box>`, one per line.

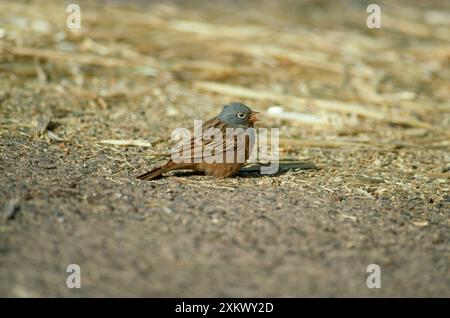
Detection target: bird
<box><xmin>137</xmin><ymin>102</ymin><xmax>259</xmax><ymax>180</ymax></box>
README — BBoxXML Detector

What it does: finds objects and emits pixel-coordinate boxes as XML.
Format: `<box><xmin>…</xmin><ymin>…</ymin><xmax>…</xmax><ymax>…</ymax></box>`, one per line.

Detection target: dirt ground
<box><xmin>0</xmin><ymin>0</ymin><xmax>449</xmax><ymax>297</ymax></box>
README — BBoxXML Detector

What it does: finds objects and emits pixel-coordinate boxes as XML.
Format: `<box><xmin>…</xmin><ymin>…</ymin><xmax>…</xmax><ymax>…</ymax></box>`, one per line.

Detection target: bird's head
<box><xmin>217</xmin><ymin>102</ymin><xmax>259</xmax><ymax>128</ymax></box>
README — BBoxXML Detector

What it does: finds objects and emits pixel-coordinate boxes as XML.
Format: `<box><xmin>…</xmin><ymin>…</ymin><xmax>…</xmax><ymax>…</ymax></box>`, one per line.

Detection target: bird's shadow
<box><xmin>169</xmin><ymin>161</ymin><xmax>318</xmax><ymax>179</ymax></box>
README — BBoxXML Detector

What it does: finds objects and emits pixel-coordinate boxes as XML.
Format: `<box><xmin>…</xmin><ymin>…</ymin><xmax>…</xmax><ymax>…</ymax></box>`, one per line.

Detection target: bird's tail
<box><xmin>137</xmin><ymin>161</ymin><xmax>182</xmax><ymax>180</ymax></box>
<box><xmin>136</xmin><ymin>166</ymin><xmax>167</xmax><ymax>181</ymax></box>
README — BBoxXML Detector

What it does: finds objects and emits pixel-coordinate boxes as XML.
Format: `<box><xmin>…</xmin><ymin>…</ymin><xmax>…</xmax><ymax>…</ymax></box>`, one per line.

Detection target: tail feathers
<box><xmin>136</xmin><ymin>166</ymin><xmax>166</xmax><ymax>180</ymax></box>
<box><xmin>137</xmin><ymin>162</ymin><xmax>190</xmax><ymax>180</ymax></box>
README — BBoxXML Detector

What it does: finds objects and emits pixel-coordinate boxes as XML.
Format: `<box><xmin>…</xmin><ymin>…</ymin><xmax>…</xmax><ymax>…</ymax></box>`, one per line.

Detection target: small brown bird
<box><xmin>137</xmin><ymin>102</ymin><xmax>259</xmax><ymax>180</ymax></box>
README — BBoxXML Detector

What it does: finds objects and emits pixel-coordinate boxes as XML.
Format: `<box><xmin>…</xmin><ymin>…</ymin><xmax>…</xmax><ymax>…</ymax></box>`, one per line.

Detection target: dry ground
<box><xmin>0</xmin><ymin>0</ymin><xmax>449</xmax><ymax>297</ymax></box>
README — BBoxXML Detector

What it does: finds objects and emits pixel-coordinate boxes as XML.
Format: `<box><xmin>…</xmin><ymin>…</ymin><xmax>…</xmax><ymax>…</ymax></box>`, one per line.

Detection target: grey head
<box><xmin>217</xmin><ymin>102</ymin><xmax>257</xmax><ymax>128</ymax></box>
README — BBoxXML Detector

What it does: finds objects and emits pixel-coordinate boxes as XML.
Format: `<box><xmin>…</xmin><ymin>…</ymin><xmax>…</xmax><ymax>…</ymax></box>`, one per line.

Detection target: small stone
<box><xmin>3</xmin><ymin>199</ymin><xmax>20</xmax><ymax>220</ymax></box>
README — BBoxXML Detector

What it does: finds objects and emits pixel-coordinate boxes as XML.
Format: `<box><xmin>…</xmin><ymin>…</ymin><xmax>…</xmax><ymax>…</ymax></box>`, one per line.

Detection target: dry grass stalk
<box><xmin>99</xmin><ymin>140</ymin><xmax>153</xmax><ymax>147</ymax></box>
<box><xmin>8</xmin><ymin>47</ymin><xmax>158</xmax><ymax>68</ymax></box>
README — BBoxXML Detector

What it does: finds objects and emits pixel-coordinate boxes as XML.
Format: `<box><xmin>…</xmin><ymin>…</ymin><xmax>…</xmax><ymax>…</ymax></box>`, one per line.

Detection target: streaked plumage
<box><xmin>137</xmin><ymin>102</ymin><xmax>258</xmax><ymax>180</ymax></box>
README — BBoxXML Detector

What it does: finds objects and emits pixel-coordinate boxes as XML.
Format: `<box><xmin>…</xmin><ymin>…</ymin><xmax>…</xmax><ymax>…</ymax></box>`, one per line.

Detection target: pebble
<box><xmin>3</xmin><ymin>199</ymin><xmax>20</xmax><ymax>220</ymax></box>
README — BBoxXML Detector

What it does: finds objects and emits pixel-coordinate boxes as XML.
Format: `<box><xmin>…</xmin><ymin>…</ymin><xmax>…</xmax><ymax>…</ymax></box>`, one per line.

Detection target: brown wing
<box><xmin>170</xmin><ymin>117</ymin><xmax>255</xmax><ymax>164</ymax></box>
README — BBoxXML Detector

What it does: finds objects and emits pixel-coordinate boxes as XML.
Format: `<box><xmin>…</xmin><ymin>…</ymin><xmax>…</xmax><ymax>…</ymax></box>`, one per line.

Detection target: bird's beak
<box><xmin>250</xmin><ymin>111</ymin><xmax>260</xmax><ymax>122</ymax></box>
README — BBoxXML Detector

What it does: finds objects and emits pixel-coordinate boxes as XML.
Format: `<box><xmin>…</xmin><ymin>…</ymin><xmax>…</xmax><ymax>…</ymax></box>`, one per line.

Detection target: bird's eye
<box><xmin>237</xmin><ymin>112</ymin><xmax>246</xmax><ymax>119</ymax></box>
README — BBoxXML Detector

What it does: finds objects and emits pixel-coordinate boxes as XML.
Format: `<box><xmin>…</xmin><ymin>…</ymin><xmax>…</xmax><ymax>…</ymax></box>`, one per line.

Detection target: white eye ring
<box><xmin>237</xmin><ymin>112</ymin><xmax>246</xmax><ymax>119</ymax></box>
